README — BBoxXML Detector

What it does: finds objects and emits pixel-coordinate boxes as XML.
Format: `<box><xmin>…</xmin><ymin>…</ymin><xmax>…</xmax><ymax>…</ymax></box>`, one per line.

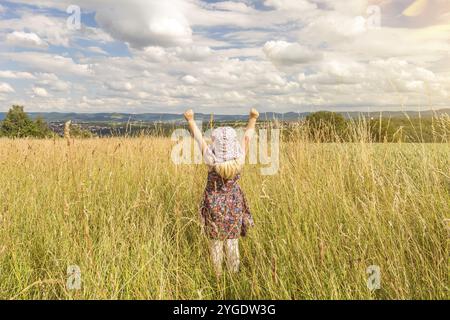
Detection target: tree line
<box><xmin>0</xmin><ymin>106</ymin><xmax>448</xmax><ymax>142</ymax></box>
<box><xmin>304</xmin><ymin>111</ymin><xmax>449</xmax><ymax>143</ymax></box>
<box><xmin>0</xmin><ymin>105</ymin><xmax>91</xmax><ymax>138</ymax></box>
<box><xmin>0</xmin><ymin>105</ymin><xmax>52</xmax><ymax>138</ymax></box>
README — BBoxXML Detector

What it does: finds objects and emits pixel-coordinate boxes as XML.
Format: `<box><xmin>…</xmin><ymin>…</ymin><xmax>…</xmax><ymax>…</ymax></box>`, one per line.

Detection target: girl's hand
<box><xmin>184</xmin><ymin>109</ymin><xmax>194</xmax><ymax>121</ymax></box>
<box><xmin>250</xmin><ymin>108</ymin><xmax>259</xmax><ymax>119</ymax></box>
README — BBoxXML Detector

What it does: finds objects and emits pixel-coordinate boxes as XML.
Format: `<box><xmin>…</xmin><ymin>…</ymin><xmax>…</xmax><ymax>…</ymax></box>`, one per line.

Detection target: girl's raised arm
<box><xmin>242</xmin><ymin>108</ymin><xmax>259</xmax><ymax>156</ymax></box>
<box><xmin>184</xmin><ymin>109</ymin><xmax>209</xmax><ymax>154</ymax></box>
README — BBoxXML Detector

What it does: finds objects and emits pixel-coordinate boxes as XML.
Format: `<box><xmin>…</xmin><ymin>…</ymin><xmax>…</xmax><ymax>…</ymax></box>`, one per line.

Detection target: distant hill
<box><xmin>0</xmin><ymin>109</ymin><xmax>448</xmax><ymax>123</ymax></box>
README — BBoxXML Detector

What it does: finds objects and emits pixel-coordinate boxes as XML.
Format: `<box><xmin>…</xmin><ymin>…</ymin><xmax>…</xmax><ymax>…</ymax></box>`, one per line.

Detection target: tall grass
<box><xmin>0</xmin><ymin>118</ymin><xmax>448</xmax><ymax>299</ymax></box>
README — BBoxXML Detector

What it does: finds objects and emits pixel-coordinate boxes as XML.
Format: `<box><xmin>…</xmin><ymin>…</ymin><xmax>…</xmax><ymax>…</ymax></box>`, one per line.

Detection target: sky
<box><xmin>0</xmin><ymin>0</ymin><xmax>449</xmax><ymax>114</ymax></box>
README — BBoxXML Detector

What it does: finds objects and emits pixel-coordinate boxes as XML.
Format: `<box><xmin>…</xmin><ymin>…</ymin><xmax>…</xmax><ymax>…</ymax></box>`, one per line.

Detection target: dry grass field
<box><xmin>0</xmin><ymin>123</ymin><xmax>448</xmax><ymax>299</ymax></box>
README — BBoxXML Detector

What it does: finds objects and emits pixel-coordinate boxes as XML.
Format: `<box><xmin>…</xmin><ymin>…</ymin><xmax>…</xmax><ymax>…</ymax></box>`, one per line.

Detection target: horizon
<box><xmin>0</xmin><ymin>1</ymin><xmax>449</xmax><ymax>113</ymax></box>
<box><xmin>1</xmin><ymin>106</ymin><xmax>450</xmax><ymax>116</ymax></box>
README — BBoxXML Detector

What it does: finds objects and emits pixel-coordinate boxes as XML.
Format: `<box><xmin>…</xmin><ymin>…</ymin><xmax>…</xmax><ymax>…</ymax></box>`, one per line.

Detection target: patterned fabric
<box><xmin>200</xmin><ymin>170</ymin><xmax>254</xmax><ymax>240</ymax></box>
<box><xmin>209</xmin><ymin>127</ymin><xmax>243</xmax><ymax>164</ymax></box>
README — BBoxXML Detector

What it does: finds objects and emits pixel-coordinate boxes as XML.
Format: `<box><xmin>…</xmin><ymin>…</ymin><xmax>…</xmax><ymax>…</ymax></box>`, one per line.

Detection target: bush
<box><xmin>306</xmin><ymin>111</ymin><xmax>348</xmax><ymax>142</ymax></box>
<box><xmin>0</xmin><ymin>105</ymin><xmax>53</xmax><ymax>138</ymax></box>
<box><xmin>68</xmin><ymin>123</ymin><xmax>94</xmax><ymax>138</ymax></box>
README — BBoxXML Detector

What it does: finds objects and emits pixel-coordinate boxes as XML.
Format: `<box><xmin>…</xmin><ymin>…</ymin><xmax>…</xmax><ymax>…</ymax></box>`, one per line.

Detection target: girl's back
<box><xmin>201</xmin><ymin>170</ymin><xmax>253</xmax><ymax>240</ymax></box>
<box><xmin>183</xmin><ymin>108</ymin><xmax>259</xmax><ymax>276</ymax></box>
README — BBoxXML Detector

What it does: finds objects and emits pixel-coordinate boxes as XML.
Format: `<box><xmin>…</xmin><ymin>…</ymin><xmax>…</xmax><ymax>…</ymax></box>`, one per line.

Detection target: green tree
<box><xmin>306</xmin><ymin>111</ymin><xmax>348</xmax><ymax>142</ymax></box>
<box><xmin>0</xmin><ymin>105</ymin><xmax>52</xmax><ymax>138</ymax></box>
<box><xmin>32</xmin><ymin>116</ymin><xmax>53</xmax><ymax>138</ymax></box>
<box><xmin>69</xmin><ymin>123</ymin><xmax>94</xmax><ymax>138</ymax></box>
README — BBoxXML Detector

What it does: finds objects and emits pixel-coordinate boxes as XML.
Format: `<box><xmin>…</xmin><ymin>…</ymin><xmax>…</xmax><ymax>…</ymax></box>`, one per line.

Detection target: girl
<box><xmin>184</xmin><ymin>108</ymin><xmax>259</xmax><ymax>276</ymax></box>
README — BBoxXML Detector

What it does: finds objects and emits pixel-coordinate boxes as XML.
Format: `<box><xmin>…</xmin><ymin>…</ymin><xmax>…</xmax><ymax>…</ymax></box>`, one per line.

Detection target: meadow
<box><xmin>0</xmin><ymin>120</ymin><xmax>448</xmax><ymax>299</ymax></box>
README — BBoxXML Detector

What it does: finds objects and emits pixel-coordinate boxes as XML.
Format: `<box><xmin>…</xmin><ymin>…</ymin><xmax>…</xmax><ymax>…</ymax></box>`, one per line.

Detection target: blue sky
<box><xmin>0</xmin><ymin>0</ymin><xmax>449</xmax><ymax>114</ymax></box>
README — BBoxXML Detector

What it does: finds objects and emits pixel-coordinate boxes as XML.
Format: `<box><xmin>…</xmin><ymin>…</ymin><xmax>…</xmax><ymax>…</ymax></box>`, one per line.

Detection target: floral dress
<box><xmin>200</xmin><ymin>170</ymin><xmax>254</xmax><ymax>240</ymax></box>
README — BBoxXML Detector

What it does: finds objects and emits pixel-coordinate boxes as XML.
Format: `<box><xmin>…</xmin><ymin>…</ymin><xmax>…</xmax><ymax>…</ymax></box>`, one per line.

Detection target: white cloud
<box><xmin>0</xmin><ymin>82</ymin><xmax>15</xmax><ymax>93</ymax></box>
<box><xmin>140</xmin><ymin>46</ymin><xmax>172</xmax><ymax>62</ymax></box>
<box><xmin>81</xmin><ymin>95</ymin><xmax>105</xmax><ymax>106</ymax></box>
<box><xmin>175</xmin><ymin>46</ymin><xmax>212</xmax><ymax>61</ymax></box>
<box><xmin>5</xmin><ymin>52</ymin><xmax>92</xmax><ymax>76</ymax></box>
<box><xmin>263</xmin><ymin>41</ymin><xmax>323</xmax><ymax>65</ymax></box>
<box><xmin>137</xmin><ymin>91</ymin><xmax>150</xmax><ymax>99</ymax></box>
<box><xmin>224</xmin><ymin>90</ymin><xmax>246</xmax><ymax>102</ymax></box>
<box><xmin>181</xmin><ymin>75</ymin><xmax>199</xmax><ymax>84</ymax></box>
<box><xmin>32</xmin><ymin>86</ymin><xmax>50</xmax><ymax>97</ymax></box>
<box><xmin>1</xmin><ymin>14</ymin><xmax>69</xmax><ymax>47</ymax></box>
<box><xmin>94</xmin><ymin>0</ymin><xmax>192</xmax><ymax>48</ymax></box>
<box><xmin>105</xmin><ymin>81</ymin><xmax>133</xmax><ymax>92</ymax></box>
<box><xmin>87</xmin><ymin>46</ymin><xmax>108</xmax><ymax>55</ymax></box>
<box><xmin>265</xmin><ymin>72</ymin><xmax>287</xmax><ymax>86</ymax></box>
<box><xmin>0</xmin><ymin>10</ymin><xmax>113</xmax><ymax>48</ymax></box>
<box><xmin>211</xmin><ymin>1</ymin><xmax>253</xmax><ymax>13</ymax></box>
<box><xmin>309</xmin><ymin>0</ymin><xmax>368</xmax><ymax>15</ymax></box>
<box><xmin>1</xmin><ymin>0</ymin><xmax>449</xmax><ymax>112</ymax></box>
<box><xmin>0</xmin><ymin>70</ymin><xmax>35</xmax><ymax>79</ymax></box>
<box><xmin>6</xmin><ymin>31</ymin><xmax>48</xmax><ymax>48</ymax></box>
<box><xmin>35</xmin><ymin>73</ymin><xmax>71</xmax><ymax>92</ymax></box>
<box><xmin>264</xmin><ymin>0</ymin><xmax>317</xmax><ymax>11</ymax></box>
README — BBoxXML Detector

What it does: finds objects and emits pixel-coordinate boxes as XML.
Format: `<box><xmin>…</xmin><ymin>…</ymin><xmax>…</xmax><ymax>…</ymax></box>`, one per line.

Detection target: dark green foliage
<box><xmin>294</xmin><ymin>111</ymin><xmax>449</xmax><ymax>143</ymax></box>
<box><xmin>369</xmin><ymin>117</ymin><xmax>450</xmax><ymax>143</ymax></box>
<box><xmin>33</xmin><ymin>117</ymin><xmax>53</xmax><ymax>138</ymax></box>
<box><xmin>68</xmin><ymin>123</ymin><xmax>94</xmax><ymax>138</ymax></box>
<box><xmin>0</xmin><ymin>105</ymin><xmax>53</xmax><ymax>138</ymax></box>
<box><xmin>306</xmin><ymin>111</ymin><xmax>348</xmax><ymax>142</ymax></box>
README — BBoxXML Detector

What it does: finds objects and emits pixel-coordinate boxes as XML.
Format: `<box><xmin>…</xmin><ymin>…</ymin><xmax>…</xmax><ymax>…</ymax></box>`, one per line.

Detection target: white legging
<box><xmin>210</xmin><ymin>239</ymin><xmax>240</xmax><ymax>276</ymax></box>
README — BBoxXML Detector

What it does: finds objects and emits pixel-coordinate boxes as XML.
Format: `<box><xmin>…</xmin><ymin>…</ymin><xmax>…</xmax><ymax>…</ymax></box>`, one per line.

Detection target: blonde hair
<box><xmin>214</xmin><ymin>159</ymin><xmax>244</xmax><ymax>180</ymax></box>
